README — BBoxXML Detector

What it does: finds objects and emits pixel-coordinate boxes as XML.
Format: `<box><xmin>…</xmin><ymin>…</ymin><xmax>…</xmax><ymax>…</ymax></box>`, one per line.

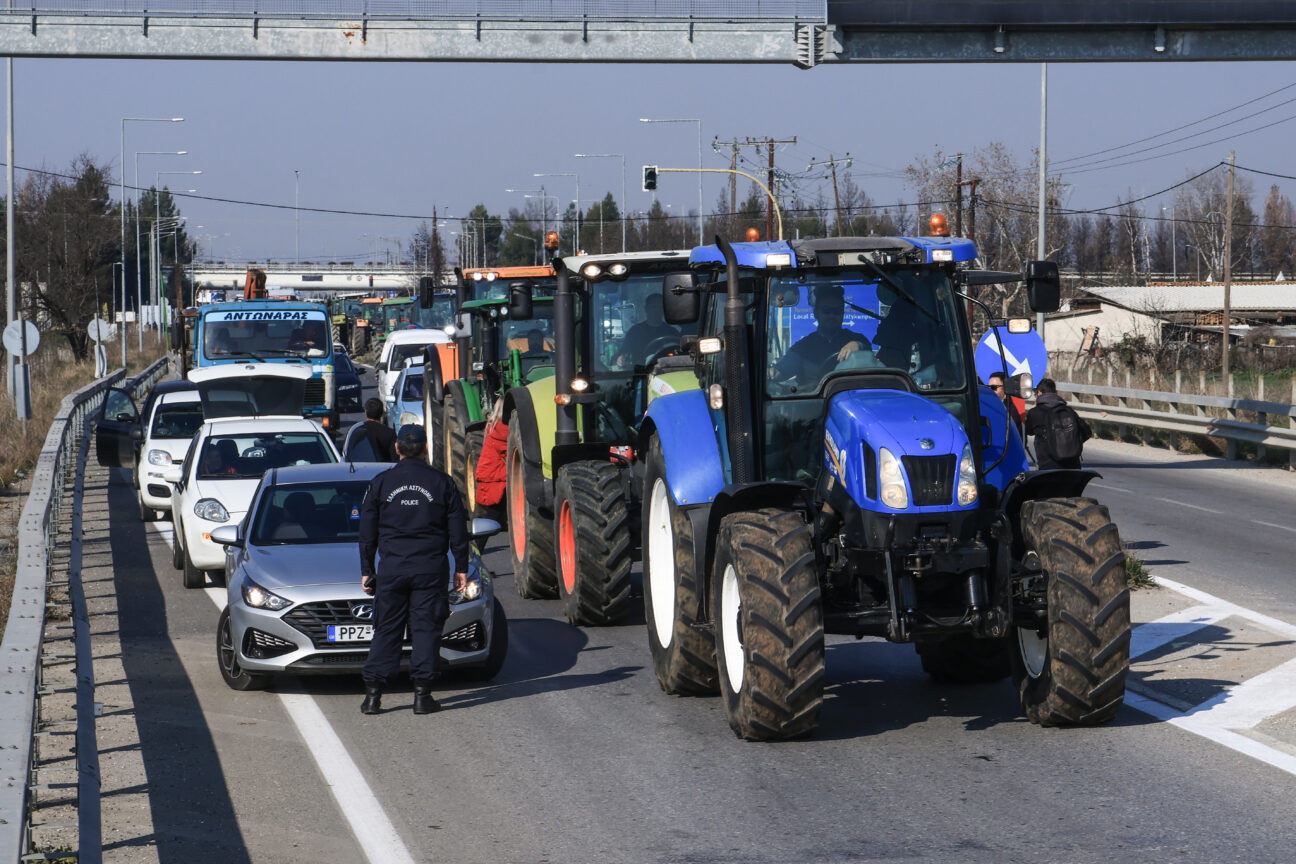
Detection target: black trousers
<box><xmin>362</xmin><ymin>572</ymin><xmax>449</xmax><ymax>686</ymax></box>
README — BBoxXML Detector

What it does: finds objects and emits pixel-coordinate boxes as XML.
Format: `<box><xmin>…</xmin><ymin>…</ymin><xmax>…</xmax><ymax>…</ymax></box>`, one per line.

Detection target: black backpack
<box><xmin>1043</xmin><ymin>403</ymin><xmax>1086</xmax><ymax>461</ymax></box>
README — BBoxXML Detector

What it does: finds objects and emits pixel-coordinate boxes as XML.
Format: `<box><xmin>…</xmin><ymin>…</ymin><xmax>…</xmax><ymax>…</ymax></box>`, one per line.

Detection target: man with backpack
<box><xmin>1025</xmin><ymin>378</ymin><xmax>1092</xmax><ymax>469</ymax></box>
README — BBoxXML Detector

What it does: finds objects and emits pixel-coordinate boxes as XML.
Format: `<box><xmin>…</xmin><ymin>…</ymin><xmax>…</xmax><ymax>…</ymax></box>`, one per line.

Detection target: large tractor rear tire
<box><xmin>712</xmin><ymin>508</ymin><xmax>825</xmax><ymax>740</ymax></box>
<box><xmin>553</xmin><ymin>461</ymin><xmax>633</xmax><ymax>626</ymax></box>
<box><xmin>506</xmin><ymin>415</ymin><xmax>556</xmax><ymax>599</ymax></box>
<box><xmin>916</xmin><ymin>633</ymin><xmax>1011</xmax><ymax>683</ymax></box>
<box><xmin>1012</xmin><ymin>497</ymin><xmax>1130</xmax><ymax>726</ymax></box>
<box><xmin>641</xmin><ymin>436</ymin><xmax>717</xmax><ymax>694</ymax></box>
<box><xmin>444</xmin><ymin>394</ymin><xmax>472</xmax><ymax>507</ymax></box>
<box><xmin>464</xmin><ymin>428</ymin><xmax>485</xmax><ymax>518</ymax></box>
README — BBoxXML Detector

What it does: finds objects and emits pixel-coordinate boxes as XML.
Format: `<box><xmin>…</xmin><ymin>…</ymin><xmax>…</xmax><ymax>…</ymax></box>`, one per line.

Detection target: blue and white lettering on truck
<box><xmin>192</xmin><ymin>302</ymin><xmax>339</xmax><ymax>430</ymax></box>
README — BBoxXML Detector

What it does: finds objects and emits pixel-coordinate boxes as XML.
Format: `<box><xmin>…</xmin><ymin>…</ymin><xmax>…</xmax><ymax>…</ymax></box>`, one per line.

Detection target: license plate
<box><xmin>327</xmin><ymin>624</ymin><xmax>373</xmax><ymax>642</ymax></box>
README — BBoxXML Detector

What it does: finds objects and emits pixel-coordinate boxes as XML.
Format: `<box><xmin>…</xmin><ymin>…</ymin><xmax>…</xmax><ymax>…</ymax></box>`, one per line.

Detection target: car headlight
<box><xmin>878</xmin><ymin>447</ymin><xmax>909</xmax><ymax>510</ymax></box>
<box><xmin>399</xmin><ymin>412</ymin><xmax>421</xmax><ymax>427</ymax></box>
<box><xmin>449</xmin><ymin>576</ymin><xmax>483</xmax><ymax>605</ymax></box>
<box><xmin>147</xmin><ymin>449</ymin><xmax>173</xmax><ymax>466</ymax></box>
<box><xmin>241</xmin><ymin>577</ymin><xmax>293</xmax><ymax>611</ymax></box>
<box><xmin>194</xmin><ymin>498</ymin><xmax>230</xmax><ymax>522</ymax></box>
<box><xmin>956</xmin><ymin>443</ymin><xmax>978</xmax><ymax>506</ymax></box>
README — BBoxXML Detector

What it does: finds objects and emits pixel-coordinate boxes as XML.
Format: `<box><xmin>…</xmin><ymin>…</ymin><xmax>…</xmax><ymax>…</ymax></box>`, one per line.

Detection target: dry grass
<box><xmin>0</xmin><ymin>331</ymin><xmax>167</xmax><ymax>638</ymax></box>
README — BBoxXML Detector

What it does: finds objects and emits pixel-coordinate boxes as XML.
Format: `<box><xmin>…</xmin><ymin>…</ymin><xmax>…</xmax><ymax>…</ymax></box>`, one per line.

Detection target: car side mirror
<box><xmin>1025</xmin><ymin>261</ymin><xmax>1060</xmax><ymax>313</ymax></box>
<box><xmin>470</xmin><ymin>517</ymin><xmax>503</xmax><ymax>541</ymax></box>
<box><xmin>508</xmin><ymin>281</ymin><xmax>533</xmax><ymax>320</ymax></box>
<box><xmin>209</xmin><ymin>524</ymin><xmax>242</xmax><ymax>547</ymax></box>
<box><xmin>162</xmin><ymin>467</ymin><xmax>183</xmax><ymax>485</ymax></box>
<box><xmin>662</xmin><ymin>273</ymin><xmax>700</xmax><ymax>324</ymax></box>
<box><xmin>129</xmin><ymin>427</ymin><xmax>144</xmax><ymax>442</ymax></box>
<box><xmin>419</xmin><ymin>276</ymin><xmax>438</xmax><ymax>308</ymax></box>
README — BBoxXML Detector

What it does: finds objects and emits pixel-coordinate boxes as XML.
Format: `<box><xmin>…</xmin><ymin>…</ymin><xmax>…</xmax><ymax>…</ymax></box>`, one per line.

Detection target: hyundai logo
<box><xmin>350</xmin><ymin>603</ymin><xmax>374</xmax><ymax>621</ymax></box>
<box><xmin>919</xmin><ymin>438</ymin><xmax>935</xmax><ymax>450</ymax></box>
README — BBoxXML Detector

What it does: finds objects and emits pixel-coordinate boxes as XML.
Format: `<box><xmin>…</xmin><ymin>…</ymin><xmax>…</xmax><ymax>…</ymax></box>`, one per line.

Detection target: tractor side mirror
<box><xmin>418</xmin><ymin>276</ymin><xmax>438</xmax><ymax>309</ymax></box>
<box><xmin>1025</xmin><ymin>261</ymin><xmax>1060</xmax><ymax>313</ymax></box>
<box><xmin>453</xmin><ymin>268</ymin><xmax>468</xmax><ymax>307</ymax></box>
<box><xmin>508</xmin><ymin>281</ymin><xmax>533</xmax><ymax>320</ymax></box>
<box><xmin>662</xmin><ymin>272</ymin><xmax>700</xmax><ymax>324</ymax></box>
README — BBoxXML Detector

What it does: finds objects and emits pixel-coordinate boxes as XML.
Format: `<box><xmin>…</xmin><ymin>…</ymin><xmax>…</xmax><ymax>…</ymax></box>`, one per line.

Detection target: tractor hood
<box><xmin>823</xmin><ymin>388</ymin><xmax>973</xmax><ymax>513</ymax></box>
<box><xmin>188</xmin><ymin>364</ymin><xmax>311</xmax><ymax>420</ymax></box>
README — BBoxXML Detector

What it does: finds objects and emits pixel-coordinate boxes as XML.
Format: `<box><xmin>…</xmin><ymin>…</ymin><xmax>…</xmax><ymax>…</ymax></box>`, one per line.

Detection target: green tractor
<box><xmin>422</xmin><ymin>265</ymin><xmax>559</xmax><ymax>518</ymax></box>
<box><xmin>496</xmin><ymin>251</ymin><xmax>698</xmax><ymax>623</ymax></box>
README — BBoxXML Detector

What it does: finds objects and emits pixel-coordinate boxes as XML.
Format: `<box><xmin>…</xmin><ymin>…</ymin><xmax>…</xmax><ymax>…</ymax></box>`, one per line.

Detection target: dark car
<box><xmin>334</xmin><ymin>349</ymin><xmax>364</xmax><ymax>413</ymax></box>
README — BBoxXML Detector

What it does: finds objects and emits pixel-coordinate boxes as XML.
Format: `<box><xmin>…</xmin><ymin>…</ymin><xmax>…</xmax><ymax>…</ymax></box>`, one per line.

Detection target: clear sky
<box><xmin>17</xmin><ymin>56</ymin><xmax>1295</xmax><ymax>262</ymax></box>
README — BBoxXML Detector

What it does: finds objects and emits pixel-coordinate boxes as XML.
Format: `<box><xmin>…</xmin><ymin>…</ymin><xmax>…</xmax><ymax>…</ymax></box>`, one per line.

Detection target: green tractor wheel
<box><xmin>1012</xmin><ymin>497</ymin><xmax>1130</xmax><ymax>726</ymax></box>
<box><xmin>712</xmin><ymin>508</ymin><xmax>825</xmax><ymax>740</ymax></box>
<box><xmin>506</xmin><ymin>414</ymin><xmax>556</xmax><ymax>599</ymax></box>
<box><xmin>553</xmin><ymin>461</ymin><xmax>633</xmax><ymax>626</ymax></box>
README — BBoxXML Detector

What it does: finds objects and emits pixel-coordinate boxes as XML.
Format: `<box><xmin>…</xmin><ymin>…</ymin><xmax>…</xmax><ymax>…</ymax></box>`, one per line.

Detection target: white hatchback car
<box><xmin>377</xmin><ymin>329</ymin><xmax>451</xmax><ymax>404</ymax></box>
<box><xmin>164</xmin><ymin>365</ymin><xmax>341</xmax><ymax>588</ymax></box>
<box><xmin>136</xmin><ymin>387</ymin><xmax>205</xmax><ymax>519</ymax></box>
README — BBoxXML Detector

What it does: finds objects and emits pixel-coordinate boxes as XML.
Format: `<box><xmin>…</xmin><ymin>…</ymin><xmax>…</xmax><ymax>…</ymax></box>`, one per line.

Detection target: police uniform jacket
<box><xmin>359</xmin><ymin>458</ymin><xmax>469</xmax><ymax>581</ymax></box>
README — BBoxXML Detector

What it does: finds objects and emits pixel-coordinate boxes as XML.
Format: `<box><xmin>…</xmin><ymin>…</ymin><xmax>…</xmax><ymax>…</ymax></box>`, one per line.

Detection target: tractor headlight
<box><xmin>957</xmin><ymin>444</ymin><xmax>978</xmax><ymax>506</ymax></box>
<box><xmin>570</xmin><ymin>377</ymin><xmax>589</xmax><ymax>393</ymax></box>
<box><xmin>581</xmin><ymin>263</ymin><xmax>602</xmax><ymax>280</ymax></box>
<box><xmin>147</xmin><ymin>449</ymin><xmax>173</xmax><ymax>467</ymax></box>
<box><xmin>194</xmin><ymin>498</ymin><xmax>230</xmax><ymax>523</ymax></box>
<box><xmin>878</xmin><ymin>448</ymin><xmax>909</xmax><ymax>510</ymax></box>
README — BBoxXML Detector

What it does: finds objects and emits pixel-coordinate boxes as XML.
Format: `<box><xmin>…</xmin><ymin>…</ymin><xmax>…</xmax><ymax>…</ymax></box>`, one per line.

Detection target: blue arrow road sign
<box><xmin>975</xmin><ymin>327</ymin><xmax>1047</xmax><ymax>384</ymax></box>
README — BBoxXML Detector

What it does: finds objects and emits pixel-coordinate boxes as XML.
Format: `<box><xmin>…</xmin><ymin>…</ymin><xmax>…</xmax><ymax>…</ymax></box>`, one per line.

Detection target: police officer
<box><xmin>358</xmin><ymin>424</ymin><xmax>469</xmax><ymax>715</ymax></box>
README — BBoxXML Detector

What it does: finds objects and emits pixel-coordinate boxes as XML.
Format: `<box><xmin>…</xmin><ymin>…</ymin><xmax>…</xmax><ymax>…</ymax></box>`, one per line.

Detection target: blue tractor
<box><xmin>640</xmin><ymin>234</ymin><xmax>1130</xmax><ymax>740</ymax></box>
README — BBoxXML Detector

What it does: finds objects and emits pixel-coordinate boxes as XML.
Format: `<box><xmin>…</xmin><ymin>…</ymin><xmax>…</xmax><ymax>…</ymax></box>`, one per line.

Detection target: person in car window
<box><xmin>616</xmin><ymin>294</ymin><xmax>679</xmax><ymax>368</ymax></box>
<box><xmin>773</xmin><ymin>285</ymin><xmax>870</xmax><ymax>383</ymax></box>
<box><xmin>358</xmin><ymin>425</ymin><xmax>469</xmax><ymax>716</ymax></box>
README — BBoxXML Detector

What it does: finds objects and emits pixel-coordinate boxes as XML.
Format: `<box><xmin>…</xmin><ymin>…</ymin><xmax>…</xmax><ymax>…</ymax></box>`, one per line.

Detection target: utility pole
<box><xmin>954</xmin><ymin>153</ymin><xmax>964</xmax><ymax>237</ymax></box>
<box><xmin>807</xmin><ymin>154</ymin><xmax>853</xmax><ymax>237</ymax></box>
<box><xmin>1036</xmin><ymin>62</ymin><xmax>1048</xmax><ymax>342</ymax></box>
<box><xmin>1223</xmin><ymin>149</ymin><xmax>1235</xmax><ymax>378</ymax></box>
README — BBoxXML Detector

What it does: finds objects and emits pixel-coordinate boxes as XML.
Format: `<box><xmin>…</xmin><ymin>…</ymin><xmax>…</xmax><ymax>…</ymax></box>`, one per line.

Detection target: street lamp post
<box><xmin>119</xmin><ymin>116</ymin><xmax>182</xmax><ymax>366</ymax></box>
<box><xmin>505</xmin><ymin>187</ymin><xmax>555</xmax><ymax>241</ymax></box>
<box><xmin>135</xmin><ymin>149</ymin><xmax>187</xmax><ymax>349</ymax></box>
<box><xmin>294</xmin><ymin>169</ymin><xmax>301</xmax><ymax>265</ymax></box>
<box><xmin>640</xmin><ymin>117</ymin><xmax>703</xmax><ymax>246</ymax></box>
<box><xmin>156</xmin><ymin>171</ymin><xmax>200</xmax><ymax>335</ymax></box>
<box><xmin>575</xmin><ymin>152</ymin><xmax>626</xmax><ymax>252</ymax></box>
<box><xmin>535</xmin><ymin>172</ymin><xmax>580</xmax><ymax>253</ymax></box>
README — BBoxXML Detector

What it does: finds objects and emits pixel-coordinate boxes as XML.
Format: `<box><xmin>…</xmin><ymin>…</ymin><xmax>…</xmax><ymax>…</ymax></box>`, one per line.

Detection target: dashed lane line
<box><xmin>1129</xmin><ymin>574</ymin><xmax>1296</xmax><ymax>779</ymax></box>
<box><xmin>146</xmin><ymin>522</ymin><xmax>416</xmax><ymax>864</ymax></box>
<box><xmin>1150</xmin><ymin>495</ymin><xmax>1222</xmax><ymax>515</ymax></box>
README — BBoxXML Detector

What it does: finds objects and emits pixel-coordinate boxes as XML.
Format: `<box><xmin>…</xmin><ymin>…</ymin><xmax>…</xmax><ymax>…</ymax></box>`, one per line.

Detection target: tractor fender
<box><xmin>1000</xmin><ymin>468</ymin><xmax>1101</xmax><ymax>553</ymax></box>
<box><xmin>641</xmin><ymin>389</ymin><xmax>725</xmax><ymax>508</ymax></box>
<box><xmin>501</xmin><ymin>385</ymin><xmax>552</xmax><ymax>509</ymax></box>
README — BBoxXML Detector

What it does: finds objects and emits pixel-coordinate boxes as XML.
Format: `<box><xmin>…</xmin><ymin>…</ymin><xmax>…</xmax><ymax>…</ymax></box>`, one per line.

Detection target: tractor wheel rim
<box><xmin>559</xmin><ymin>499</ymin><xmax>576</xmax><ymax>595</ymax></box>
<box><xmin>720</xmin><ymin>563</ymin><xmax>744</xmax><ymax>693</ymax></box>
<box><xmin>467</xmin><ymin>454</ymin><xmax>477</xmax><ymax>511</ymax></box>
<box><xmin>647</xmin><ymin>478</ymin><xmax>676</xmax><ymax>649</ymax></box>
<box><xmin>509</xmin><ymin>450</ymin><xmax>526</xmax><ymax>558</ymax></box>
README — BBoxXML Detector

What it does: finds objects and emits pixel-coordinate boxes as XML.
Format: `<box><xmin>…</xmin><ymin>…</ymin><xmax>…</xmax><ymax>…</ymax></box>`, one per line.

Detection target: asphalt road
<box><xmin>89</xmin><ymin>378</ymin><xmax>1296</xmax><ymax>864</ymax></box>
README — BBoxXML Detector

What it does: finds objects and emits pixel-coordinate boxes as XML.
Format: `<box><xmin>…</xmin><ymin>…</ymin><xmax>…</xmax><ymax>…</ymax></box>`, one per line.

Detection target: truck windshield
<box><xmin>765</xmin><ymin>268</ymin><xmax>966</xmax><ymax>397</ymax></box>
<box><xmin>591</xmin><ymin>272</ymin><xmax>694</xmax><ymax>373</ymax></box>
<box><xmin>202</xmin><ymin>311</ymin><xmax>331</xmax><ymax>362</ymax></box>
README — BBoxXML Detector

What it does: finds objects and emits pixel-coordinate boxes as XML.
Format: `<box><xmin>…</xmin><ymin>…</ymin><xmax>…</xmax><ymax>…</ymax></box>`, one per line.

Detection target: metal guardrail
<box><xmin>1058</xmin><ymin>379</ymin><xmax>1296</xmax><ymax>467</ymax></box>
<box><xmin>0</xmin><ymin>356</ymin><xmax>169</xmax><ymax>864</ymax></box>
<box><xmin>0</xmin><ymin>2</ymin><xmax>826</xmax><ymax>22</ymax></box>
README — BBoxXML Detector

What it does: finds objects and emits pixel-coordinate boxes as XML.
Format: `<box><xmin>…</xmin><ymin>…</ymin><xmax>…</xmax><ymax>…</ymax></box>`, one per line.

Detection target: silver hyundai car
<box><xmin>213</xmin><ymin>461</ymin><xmax>507</xmax><ymax>690</ymax></box>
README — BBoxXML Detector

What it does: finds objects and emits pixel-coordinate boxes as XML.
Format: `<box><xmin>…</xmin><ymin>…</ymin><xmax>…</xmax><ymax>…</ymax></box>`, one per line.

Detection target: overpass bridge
<box><xmin>190</xmin><ymin>264</ymin><xmax>428</xmax><ymax>298</ymax></box>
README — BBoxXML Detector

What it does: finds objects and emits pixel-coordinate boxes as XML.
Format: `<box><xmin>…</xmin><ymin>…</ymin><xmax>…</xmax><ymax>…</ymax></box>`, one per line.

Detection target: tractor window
<box><xmin>765</xmin><ymin>269</ymin><xmax>966</xmax><ymax>397</ymax></box>
<box><xmin>592</xmin><ymin>274</ymin><xmax>695</xmax><ymax>373</ymax></box>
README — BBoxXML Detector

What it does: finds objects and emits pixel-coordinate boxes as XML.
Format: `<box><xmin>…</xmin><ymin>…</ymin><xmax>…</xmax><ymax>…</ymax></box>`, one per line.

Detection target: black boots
<box><xmin>361</xmin><ymin>682</ymin><xmax>382</xmax><ymax>715</ymax></box>
<box><xmin>413</xmin><ymin>682</ymin><xmax>440</xmax><ymax>715</ymax></box>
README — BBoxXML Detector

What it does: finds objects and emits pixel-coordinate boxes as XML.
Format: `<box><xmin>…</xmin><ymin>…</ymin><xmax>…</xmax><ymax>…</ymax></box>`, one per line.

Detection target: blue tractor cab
<box><xmin>639</xmin><ymin>233</ymin><xmax>1130</xmax><ymax>740</ymax></box>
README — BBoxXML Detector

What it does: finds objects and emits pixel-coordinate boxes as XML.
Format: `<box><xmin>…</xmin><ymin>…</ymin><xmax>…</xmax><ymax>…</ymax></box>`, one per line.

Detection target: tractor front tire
<box><xmin>917</xmin><ymin>633</ymin><xmax>1011</xmax><ymax>683</ymax></box>
<box><xmin>712</xmin><ymin>508</ymin><xmax>825</xmax><ymax>740</ymax></box>
<box><xmin>641</xmin><ymin>436</ymin><xmax>717</xmax><ymax>694</ymax></box>
<box><xmin>1012</xmin><ymin>497</ymin><xmax>1130</xmax><ymax>726</ymax></box>
<box><xmin>554</xmin><ymin>461</ymin><xmax>633</xmax><ymax>626</ymax></box>
<box><xmin>506</xmin><ymin>415</ymin><xmax>556</xmax><ymax>599</ymax></box>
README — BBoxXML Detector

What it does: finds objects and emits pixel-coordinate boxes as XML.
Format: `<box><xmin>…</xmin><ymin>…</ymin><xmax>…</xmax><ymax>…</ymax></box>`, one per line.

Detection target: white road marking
<box><xmin>1256</xmin><ymin>520</ymin><xmax>1296</xmax><ymax>535</ymax></box>
<box><xmin>146</xmin><ymin>522</ymin><xmax>416</xmax><ymax>864</ymax></box>
<box><xmin>1150</xmin><ymin>495</ymin><xmax>1222</xmax><ymax>515</ymax></box>
<box><xmin>1088</xmin><ymin>482</ymin><xmax>1130</xmax><ymax>494</ymax></box>
<box><xmin>1128</xmin><ymin>575</ymin><xmax>1296</xmax><ymax>779</ymax></box>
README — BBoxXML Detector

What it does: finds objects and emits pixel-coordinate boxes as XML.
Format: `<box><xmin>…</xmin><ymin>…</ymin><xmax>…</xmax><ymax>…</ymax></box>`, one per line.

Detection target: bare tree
<box><xmin>1259</xmin><ymin>184</ymin><xmax>1295</xmax><ymax>279</ymax></box>
<box><xmin>1173</xmin><ymin>166</ymin><xmax>1255</xmax><ymax>281</ymax></box>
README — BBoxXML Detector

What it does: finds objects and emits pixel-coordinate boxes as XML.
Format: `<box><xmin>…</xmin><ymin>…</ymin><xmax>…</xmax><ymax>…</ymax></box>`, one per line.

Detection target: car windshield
<box><xmin>591</xmin><ymin>272</ymin><xmax>695</xmax><ymax>372</ymax></box>
<box><xmin>150</xmin><ymin>403</ymin><xmax>204</xmax><ymax>439</ymax></box>
<box><xmin>765</xmin><ymin>268</ymin><xmax>967</xmax><ymax>396</ymax></box>
<box><xmin>388</xmin><ymin>342</ymin><xmax>434</xmax><ymax>371</ymax></box>
<box><xmin>201</xmin><ymin>311</ymin><xmax>330</xmax><ymax>361</ymax></box>
<box><xmin>400</xmin><ymin>372</ymin><xmax>424</xmax><ymax>402</ymax></box>
<box><xmin>250</xmin><ymin>480</ymin><xmax>369</xmax><ymax>545</ymax></box>
<box><xmin>196</xmin><ymin>432</ymin><xmax>336</xmax><ymax>479</ymax></box>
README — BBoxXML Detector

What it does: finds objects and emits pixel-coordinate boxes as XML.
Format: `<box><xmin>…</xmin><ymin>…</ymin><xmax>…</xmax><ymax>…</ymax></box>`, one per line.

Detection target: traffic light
<box><xmin>642</xmin><ymin>165</ymin><xmax>658</xmax><ymax>191</ymax></box>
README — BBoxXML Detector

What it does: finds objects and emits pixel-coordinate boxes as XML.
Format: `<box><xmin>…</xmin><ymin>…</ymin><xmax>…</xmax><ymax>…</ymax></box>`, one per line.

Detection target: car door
<box><xmin>95</xmin><ymin>387</ymin><xmax>140</xmax><ymax>469</ymax></box>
